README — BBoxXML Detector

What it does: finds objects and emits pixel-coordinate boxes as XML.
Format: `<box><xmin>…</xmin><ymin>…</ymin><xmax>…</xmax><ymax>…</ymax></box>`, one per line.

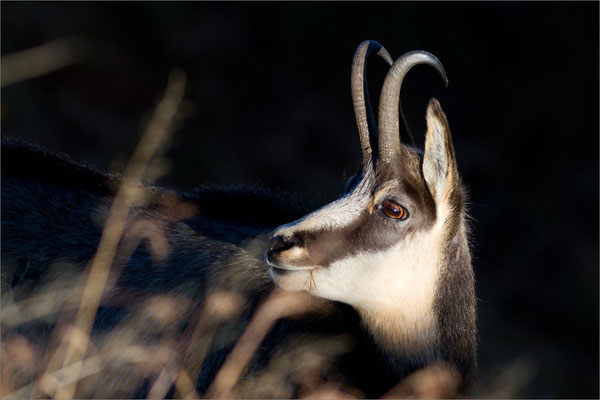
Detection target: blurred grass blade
<box><xmin>45</xmin><ymin>69</ymin><xmax>187</xmax><ymax>399</ymax></box>
<box><xmin>1</xmin><ymin>36</ymin><xmax>86</xmax><ymax>87</ymax></box>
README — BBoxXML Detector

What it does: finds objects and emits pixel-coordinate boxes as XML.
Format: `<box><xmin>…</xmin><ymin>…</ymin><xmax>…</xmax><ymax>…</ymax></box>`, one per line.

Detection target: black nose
<box><xmin>267</xmin><ymin>235</ymin><xmax>296</xmax><ymax>258</ymax></box>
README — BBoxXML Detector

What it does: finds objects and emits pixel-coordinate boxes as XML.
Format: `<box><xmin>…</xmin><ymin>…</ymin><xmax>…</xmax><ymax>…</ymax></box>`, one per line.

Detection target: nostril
<box><xmin>268</xmin><ymin>235</ymin><xmax>295</xmax><ymax>255</ymax></box>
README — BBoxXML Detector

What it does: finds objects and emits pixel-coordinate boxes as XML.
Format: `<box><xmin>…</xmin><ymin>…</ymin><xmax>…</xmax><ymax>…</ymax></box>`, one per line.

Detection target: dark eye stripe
<box><xmin>381</xmin><ymin>200</ymin><xmax>408</xmax><ymax>220</ymax></box>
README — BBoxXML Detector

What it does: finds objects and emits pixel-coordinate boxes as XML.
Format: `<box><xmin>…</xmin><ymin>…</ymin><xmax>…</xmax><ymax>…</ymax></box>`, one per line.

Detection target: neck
<box><xmin>357</xmin><ymin>227</ymin><xmax>477</xmax><ymax>393</ymax></box>
<box><xmin>433</xmin><ymin>228</ymin><xmax>478</xmax><ymax>392</ymax></box>
<box><xmin>358</xmin><ymin>305</ymin><xmax>440</xmax><ymax>367</ymax></box>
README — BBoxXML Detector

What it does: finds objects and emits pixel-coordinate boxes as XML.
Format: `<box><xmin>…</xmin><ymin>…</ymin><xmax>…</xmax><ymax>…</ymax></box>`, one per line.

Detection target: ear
<box><xmin>422</xmin><ymin>98</ymin><xmax>460</xmax><ymax>209</ymax></box>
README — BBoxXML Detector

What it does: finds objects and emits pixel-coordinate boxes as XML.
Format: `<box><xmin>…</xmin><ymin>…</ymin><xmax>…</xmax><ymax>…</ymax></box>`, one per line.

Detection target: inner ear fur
<box><xmin>422</xmin><ymin>98</ymin><xmax>460</xmax><ymax>210</ymax></box>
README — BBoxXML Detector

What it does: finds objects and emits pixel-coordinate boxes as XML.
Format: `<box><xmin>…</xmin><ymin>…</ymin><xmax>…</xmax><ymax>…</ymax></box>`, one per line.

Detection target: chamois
<box><xmin>1</xmin><ymin>41</ymin><xmax>477</xmax><ymax>398</ymax></box>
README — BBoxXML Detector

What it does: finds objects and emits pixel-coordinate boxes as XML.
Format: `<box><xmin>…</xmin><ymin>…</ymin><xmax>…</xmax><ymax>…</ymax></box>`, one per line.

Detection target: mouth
<box><xmin>264</xmin><ymin>252</ymin><xmax>316</xmax><ymax>272</ymax></box>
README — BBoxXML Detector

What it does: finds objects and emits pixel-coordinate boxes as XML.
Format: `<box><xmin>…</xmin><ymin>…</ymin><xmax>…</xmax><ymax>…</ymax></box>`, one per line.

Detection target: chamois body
<box><xmin>1</xmin><ymin>41</ymin><xmax>477</xmax><ymax>398</ymax></box>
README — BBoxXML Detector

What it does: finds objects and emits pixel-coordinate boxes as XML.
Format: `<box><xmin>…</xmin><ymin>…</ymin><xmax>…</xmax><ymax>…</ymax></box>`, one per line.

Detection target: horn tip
<box><xmin>377</xmin><ymin>47</ymin><xmax>393</xmax><ymax>66</ymax></box>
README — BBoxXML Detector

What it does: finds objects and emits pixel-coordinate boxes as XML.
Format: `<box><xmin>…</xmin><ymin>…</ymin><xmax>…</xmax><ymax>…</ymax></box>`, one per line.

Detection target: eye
<box><xmin>380</xmin><ymin>200</ymin><xmax>409</xmax><ymax>220</ymax></box>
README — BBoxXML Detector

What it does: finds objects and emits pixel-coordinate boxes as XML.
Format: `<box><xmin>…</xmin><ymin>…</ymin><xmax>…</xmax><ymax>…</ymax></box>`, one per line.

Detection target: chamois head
<box><xmin>266</xmin><ymin>41</ymin><xmax>470</xmax><ymax>357</ymax></box>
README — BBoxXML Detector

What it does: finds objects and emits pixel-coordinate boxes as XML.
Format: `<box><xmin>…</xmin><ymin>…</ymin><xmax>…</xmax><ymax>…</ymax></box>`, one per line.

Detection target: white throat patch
<box><xmin>275</xmin><ymin>225</ymin><xmax>444</xmax><ymax>356</ymax></box>
<box><xmin>319</xmin><ymin>229</ymin><xmax>442</xmax><ymax>355</ymax></box>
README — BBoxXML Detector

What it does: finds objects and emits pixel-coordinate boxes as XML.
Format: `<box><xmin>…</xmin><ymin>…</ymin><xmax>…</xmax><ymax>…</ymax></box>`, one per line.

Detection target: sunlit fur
<box><xmin>268</xmin><ymin>99</ymin><xmax>477</xmax><ymax>390</ymax></box>
<box><xmin>273</xmin><ymin>230</ymin><xmax>441</xmax><ymax>353</ymax></box>
<box><xmin>273</xmin><ymin>163</ymin><xmax>376</xmax><ymax>236</ymax></box>
<box><xmin>269</xmin><ymin>159</ymin><xmax>442</xmax><ymax>354</ymax></box>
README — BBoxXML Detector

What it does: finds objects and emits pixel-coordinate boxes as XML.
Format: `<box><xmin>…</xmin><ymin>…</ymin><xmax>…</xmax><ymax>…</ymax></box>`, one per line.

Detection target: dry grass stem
<box><xmin>206</xmin><ymin>290</ymin><xmax>313</xmax><ymax>398</ymax></box>
<box><xmin>4</xmin><ymin>353</ymin><xmax>103</xmax><ymax>399</ymax></box>
<box><xmin>478</xmin><ymin>355</ymin><xmax>539</xmax><ymax>398</ymax></box>
<box><xmin>34</xmin><ymin>69</ymin><xmax>187</xmax><ymax>399</ymax></box>
<box><xmin>301</xmin><ymin>383</ymin><xmax>362</xmax><ymax>399</ymax></box>
<box><xmin>382</xmin><ymin>362</ymin><xmax>462</xmax><ymax>399</ymax></box>
<box><xmin>174</xmin><ymin>367</ymin><xmax>200</xmax><ymax>399</ymax></box>
<box><xmin>147</xmin><ymin>364</ymin><xmax>180</xmax><ymax>399</ymax></box>
<box><xmin>1</xmin><ymin>36</ymin><xmax>86</xmax><ymax>87</ymax></box>
<box><xmin>181</xmin><ymin>291</ymin><xmax>245</xmax><ymax>388</ymax></box>
<box><xmin>1</xmin><ymin>287</ymin><xmax>82</xmax><ymax>328</ymax></box>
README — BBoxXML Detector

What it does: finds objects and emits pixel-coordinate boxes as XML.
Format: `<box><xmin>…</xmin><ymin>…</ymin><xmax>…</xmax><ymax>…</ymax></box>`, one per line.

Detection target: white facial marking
<box><xmin>272</xmin><ymin>165</ymin><xmax>375</xmax><ymax>238</ymax></box>
<box><xmin>272</xmin><ymin>221</ymin><xmax>446</xmax><ymax>355</ymax></box>
<box><xmin>309</xmin><ymin>229</ymin><xmax>441</xmax><ymax>312</ymax></box>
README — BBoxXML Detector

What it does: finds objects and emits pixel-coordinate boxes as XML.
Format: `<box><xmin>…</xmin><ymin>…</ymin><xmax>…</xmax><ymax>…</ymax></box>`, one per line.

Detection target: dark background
<box><xmin>2</xmin><ymin>2</ymin><xmax>598</xmax><ymax>397</ymax></box>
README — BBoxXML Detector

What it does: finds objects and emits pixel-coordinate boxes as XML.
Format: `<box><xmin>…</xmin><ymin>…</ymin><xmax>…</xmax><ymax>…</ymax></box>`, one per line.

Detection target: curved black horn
<box><xmin>351</xmin><ymin>40</ymin><xmax>393</xmax><ymax>162</ymax></box>
<box><xmin>377</xmin><ymin>51</ymin><xmax>447</xmax><ymax>164</ymax></box>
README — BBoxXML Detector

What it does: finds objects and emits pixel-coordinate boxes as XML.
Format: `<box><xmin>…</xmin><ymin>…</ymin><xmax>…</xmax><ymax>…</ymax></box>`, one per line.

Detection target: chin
<box><xmin>268</xmin><ymin>266</ymin><xmax>312</xmax><ymax>292</ymax></box>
